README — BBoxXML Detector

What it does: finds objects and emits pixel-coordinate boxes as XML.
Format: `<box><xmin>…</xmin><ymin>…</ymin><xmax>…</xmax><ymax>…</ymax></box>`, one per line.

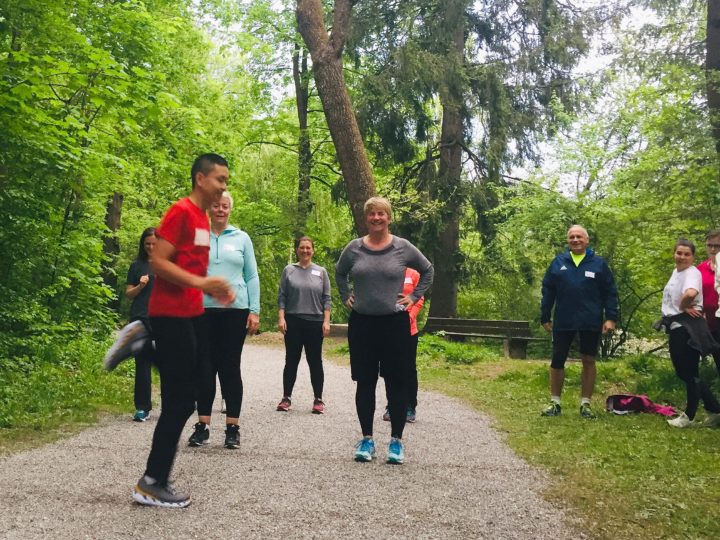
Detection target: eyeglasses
<box><xmin>707</xmin><ymin>244</ymin><xmax>720</xmax><ymax>249</ymax></box>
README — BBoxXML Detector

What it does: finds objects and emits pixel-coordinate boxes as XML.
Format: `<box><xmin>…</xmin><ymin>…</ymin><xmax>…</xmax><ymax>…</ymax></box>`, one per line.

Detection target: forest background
<box><xmin>2</xmin><ymin>1</ymin><xmax>720</xmax><ymax>537</ymax></box>
<box><xmin>3</xmin><ymin>0</ymin><xmax>718</xmax><ymax>374</ymax></box>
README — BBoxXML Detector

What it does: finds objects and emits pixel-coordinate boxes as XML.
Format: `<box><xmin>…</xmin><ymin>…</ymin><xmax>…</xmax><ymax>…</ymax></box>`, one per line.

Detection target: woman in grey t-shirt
<box><xmin>336</xmin><ymin>197</ymin><xmax>433</xmax><ymax>465</ymax></box>
<box><xmin>276</xmin><ymin>236</ymin><xmax>331</xmax><ymax>414</ymax></box>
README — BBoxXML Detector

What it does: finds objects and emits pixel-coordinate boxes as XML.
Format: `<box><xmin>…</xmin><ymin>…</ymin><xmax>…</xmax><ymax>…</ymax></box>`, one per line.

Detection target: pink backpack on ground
<box><xmin>605</xmin><ymin>394</ymin><xmax>676</xmax><ymax>417</ymax></box>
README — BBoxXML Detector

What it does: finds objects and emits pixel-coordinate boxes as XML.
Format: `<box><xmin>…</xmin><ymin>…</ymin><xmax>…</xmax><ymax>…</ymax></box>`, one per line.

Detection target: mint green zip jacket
<box><xmin>204</xmin><ymin>225</ymin><xmax>260</xmax><ymax>313</ymax></box>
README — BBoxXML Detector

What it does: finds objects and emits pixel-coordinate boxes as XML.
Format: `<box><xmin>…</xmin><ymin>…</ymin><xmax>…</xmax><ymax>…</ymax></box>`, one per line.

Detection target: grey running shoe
<box><xmin>224</xmin><ymin>424</ymin><xmax>240</xmax><ymax>449</ymax></box>
<box><xmin>103</xmin><ymin>321</ymin><xmax>149</xmax><ymax>371</ymax></box>
<box><xmin>133</xmin><ymin>477</ymin><xmax>190</xmax><ymax>508</ymax></box>
<box><xmin>188</xmin><ymin>422</ymin><xmax>209</xmax><ymax>446</ymax></box>
<box><xmin>541</xmin><ymin>402</ymin><xmax>562</xmax><ymax>417</ymax></box>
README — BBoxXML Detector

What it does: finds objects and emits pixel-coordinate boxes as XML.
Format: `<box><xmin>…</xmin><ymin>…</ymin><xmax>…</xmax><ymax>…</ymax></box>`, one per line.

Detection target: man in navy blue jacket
<box><xmin>540</xmin><ymin>225</ymin><xmax>618</xmax><ymax>418</ymax></box>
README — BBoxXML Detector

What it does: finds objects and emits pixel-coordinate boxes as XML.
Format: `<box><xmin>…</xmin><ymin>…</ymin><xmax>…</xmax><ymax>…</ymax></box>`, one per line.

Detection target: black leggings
<box><xmin>349</xmin><ymin>311</ymin><xmax>412</xmax><ymax>439</ymax></box>
<box><xmin>196</xmin><ymin>309</ymin><xmax>249</xmax><ymax>418</ymax></box>
<box><xmin>145</xmin><ymin>316</ymin><xmax>203</xmax><ymax>485</ymax></box>
<box><xmin>282</xmin><ymin>315</ymin><xmax>324</xmax><ymax>398</ymax></box>
<box><xmin>357</xmin><ymin>377</ymin><xmax>408</xmax><ymax>439</ymax></box>
<box><xmin>669</xmin><ymin>326</ymin><xmax>720</xmax><ymax>420</ymax></box>
<box><xmin>132</xmin><ymin>318</ymin><xmax>154</xmax><ymax>412</ymax></box>
<box><xmin>710</xmin><ymin>319</ymin><xmax>720</xmax><ymax>377</ymax></box>
<box><xmin>385</xmin><ymin>334</ymin><xmax>418</xmax><ymax>409</ymax></box>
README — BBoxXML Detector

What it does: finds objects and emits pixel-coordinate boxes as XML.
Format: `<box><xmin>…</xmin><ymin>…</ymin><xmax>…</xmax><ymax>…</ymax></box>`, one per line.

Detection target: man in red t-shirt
<box><xmin>133</xmin><ymin>154</ymin><xmax>234</xmax><ymax>509</ymax></box>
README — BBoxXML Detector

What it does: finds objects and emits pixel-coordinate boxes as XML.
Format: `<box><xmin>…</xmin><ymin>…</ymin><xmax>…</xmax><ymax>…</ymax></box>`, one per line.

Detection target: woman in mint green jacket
<box><xmin>188</xmin><ymin>191</ymin><xmax>260</xmax><ymax>450</ymax></box>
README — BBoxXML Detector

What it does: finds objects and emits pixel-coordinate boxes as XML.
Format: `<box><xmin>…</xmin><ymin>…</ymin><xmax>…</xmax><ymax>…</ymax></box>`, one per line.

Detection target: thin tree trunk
<box><xmin>428</xmin><ymin>2</ymin><xmax>466</xmax><ymax>318</ymax></box>
<box><xmin>296</xmin><ymin>0</ymin><xmax>376</xmax><ymax>235</ymax></box>
<box><xmin>707</xmin><ymin>0</ymin><xmax>720</xmax><ymax>165</ymax></box>
<box><xmin>293</xmin><ymin>43</ymin><xmax>312</xmax><ymax>239</ymax></box>
<box><xmin>102</xmin><ymin>192</ymin><xmax>123</xmax><ymax>311</ymax></box>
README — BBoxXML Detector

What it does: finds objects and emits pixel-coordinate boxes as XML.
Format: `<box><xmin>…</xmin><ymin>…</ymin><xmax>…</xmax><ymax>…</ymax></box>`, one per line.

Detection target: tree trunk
<box><xmin>707</xmin><ymin>0</ymin><xmax>720</xmax><ymax>165</ymax></box>
<box><xmin>296</xmin><ymin>0</ymin><xmax>376</xmax><ymax>235</ymax></box>
<box><xmin>293</xmin><ymin>43</ymin><xmax>312</xmax><ymax>239</ymax></box>
<box><xmin>428</xmin><ymin>2</ymin><xmax>466</xmax><ymax>318</ymax></box>
<box><xmin>102</xmin><ymin>192</ymin><xmax>123</xmax><ymax>311</ymax></box>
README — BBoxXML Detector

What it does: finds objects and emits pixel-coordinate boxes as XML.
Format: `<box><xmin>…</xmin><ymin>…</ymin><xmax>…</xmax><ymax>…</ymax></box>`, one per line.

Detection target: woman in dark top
<box><xmin>125</xmin><ymin>227</ymin><xmax>157</xmax><ymax>422</ymax></box>
<box><xmin>276</xmin><ymin>236</ymin><xmax>331</xmax><ymax>414</ymax></box>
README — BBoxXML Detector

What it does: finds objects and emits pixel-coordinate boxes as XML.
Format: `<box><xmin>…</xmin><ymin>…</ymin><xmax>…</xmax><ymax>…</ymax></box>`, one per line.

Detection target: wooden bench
<box><xmin>328</xmin><ymin>323</ymin><xmax>348</xmax><ymax>338</ymax></box>
<box><xmin>422</xmin><ymin>317</ymin><xmax>543</xmax><ymax>359</ymax></box>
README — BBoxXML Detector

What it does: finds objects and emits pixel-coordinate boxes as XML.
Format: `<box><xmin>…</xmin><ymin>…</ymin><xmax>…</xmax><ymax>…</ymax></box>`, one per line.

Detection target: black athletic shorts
<box><xmin>347</xmin><ymin>310</ymin><xmax>412</xmax><ymax>383</ymax></box>
<box><xmin>551</xmin><ymin>330</ymin><xmax>601</xmax><ymax>369</ymax></box>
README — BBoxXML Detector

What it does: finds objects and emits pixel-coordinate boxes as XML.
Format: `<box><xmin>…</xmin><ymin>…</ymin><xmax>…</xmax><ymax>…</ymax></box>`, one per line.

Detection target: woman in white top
<box><xmin>662</xmin><ymin>238</ymin><xmax>720</xmax><ymax>427</ymax></box>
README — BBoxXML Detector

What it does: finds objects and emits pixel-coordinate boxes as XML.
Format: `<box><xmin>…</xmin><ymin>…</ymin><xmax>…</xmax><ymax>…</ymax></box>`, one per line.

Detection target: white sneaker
<box><xmin>667</xmin><ymin>413</ymin><xmax>693</xmax><ymax>428</ymax></box>
<box><xmin>702</xmin><ymin>412</ymin><xmax>720</xmax><ymax>427</ymax></box>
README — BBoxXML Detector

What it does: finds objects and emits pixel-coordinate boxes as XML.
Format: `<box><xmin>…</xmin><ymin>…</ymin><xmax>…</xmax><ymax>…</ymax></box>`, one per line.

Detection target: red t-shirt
<box><xmin>148</xmin><ymin>197</ymin><xmax>210</xmax><ymax>318</ymax></box>
<box><xmin>697</xmin><ymin>259</ymin><xmax>719</xmax><ymax>330</ymax></box>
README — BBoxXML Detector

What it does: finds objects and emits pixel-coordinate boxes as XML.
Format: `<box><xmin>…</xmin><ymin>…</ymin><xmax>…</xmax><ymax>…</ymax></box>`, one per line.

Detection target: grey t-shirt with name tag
<box><xmin>335</xmin><ymin>236</ymin><xmax>433</xmax><ymax>316</ymax></box>
<box><xmin>277</xmin><ymin>263</ymin><xmax>332</xmax><ymax>321</ymax></box>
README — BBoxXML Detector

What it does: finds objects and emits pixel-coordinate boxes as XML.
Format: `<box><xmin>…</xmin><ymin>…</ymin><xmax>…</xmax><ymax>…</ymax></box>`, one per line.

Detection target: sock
<box><xmin>581</xmin><ymin>397</ymin><xmax>591</xmax><ymax>406</ymax></box>
<box><xmin>551</xmin><ymin>396</ymin><xmax>561</xmax><ymax>405</ymax></box>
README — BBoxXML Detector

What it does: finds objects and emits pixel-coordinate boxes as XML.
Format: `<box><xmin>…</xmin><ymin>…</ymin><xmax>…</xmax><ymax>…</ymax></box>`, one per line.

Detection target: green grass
<box><xmin>414</xmin><ymin>335</ymin><xmax>720</xmax><ymax>539</ymax></box>
<box><xmin>0</xmin><ymin>333</ymin><xmax>136</xmax><ymax>454</ymax></box>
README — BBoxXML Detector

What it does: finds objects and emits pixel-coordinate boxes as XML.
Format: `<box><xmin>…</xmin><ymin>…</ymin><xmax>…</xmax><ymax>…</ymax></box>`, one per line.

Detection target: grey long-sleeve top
<box><xmin>277</xmin><ymin>263</ymin><xmax>331</xmax><ymax>322</ymax></box>
<box><xmin>335</xmin><ymin>236</ymin><xmax>433</xmax><ymax>316</ymax></box>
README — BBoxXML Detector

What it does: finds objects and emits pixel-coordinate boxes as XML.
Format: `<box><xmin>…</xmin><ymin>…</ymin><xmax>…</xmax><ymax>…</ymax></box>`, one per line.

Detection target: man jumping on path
<box><xmin>132</xmin><ymin>154</ymin><xmax>235</xmax><ymax>508</ymax></box>
<box><xmin>540</xmin><ymin>225</ymin><xmax>618</xmax><ymax>419</ymax></box>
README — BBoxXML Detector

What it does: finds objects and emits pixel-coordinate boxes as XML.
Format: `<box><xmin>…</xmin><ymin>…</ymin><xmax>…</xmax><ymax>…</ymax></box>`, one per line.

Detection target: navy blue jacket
<box><xmin>540</xmin><ymin>248</ymin><xmax>618</xmax><ymax>331</ymax></box>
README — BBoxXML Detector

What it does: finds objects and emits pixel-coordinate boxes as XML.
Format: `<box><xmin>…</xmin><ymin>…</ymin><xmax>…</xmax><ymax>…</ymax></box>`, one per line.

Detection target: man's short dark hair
<box><xmin>191</xmin><ymin>153</ymin><xmax>228</xmax><ymax>187</ymax></box>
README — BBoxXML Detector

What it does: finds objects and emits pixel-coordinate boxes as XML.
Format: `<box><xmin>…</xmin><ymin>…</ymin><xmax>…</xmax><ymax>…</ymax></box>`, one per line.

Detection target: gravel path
<box><xmin>0</xmin><ymin>343</ymin><xmax>583</xmax><ymax>539</ymax></box>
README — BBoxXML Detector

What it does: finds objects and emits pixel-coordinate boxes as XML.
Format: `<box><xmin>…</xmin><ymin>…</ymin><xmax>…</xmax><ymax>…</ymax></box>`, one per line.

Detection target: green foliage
<box><xmin>417</xmin><ymin>334</ymin><xmax>501</xmax><ymax>364</ymax></box>
<box><xmin>0</xmin><ymin>333</ymin><xmax>133</xmax><ymax>429</ymax></box>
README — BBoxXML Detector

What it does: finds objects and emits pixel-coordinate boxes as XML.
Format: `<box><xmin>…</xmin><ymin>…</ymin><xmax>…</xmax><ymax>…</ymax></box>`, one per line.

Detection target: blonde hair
<box><xmin>219</xmin><ymin>191</ymin><xmax>234</xmax><ymax>209</ymax></box>
<box><xmin>363</xmin><ymin>196</ymin><xmax>392</xmax><ymax>220</ymax></box>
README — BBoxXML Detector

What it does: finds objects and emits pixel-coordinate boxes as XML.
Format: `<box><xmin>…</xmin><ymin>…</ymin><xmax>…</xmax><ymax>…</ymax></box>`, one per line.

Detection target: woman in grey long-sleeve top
<box><xmin>335</xmin><ymin>197</ymin><xmax>433</xmax><ymax>465</ymax></box>
<box><xmin>276</xmin><ymin>236</ymin><xmax>331</xmax><ymax>414</ymax></box>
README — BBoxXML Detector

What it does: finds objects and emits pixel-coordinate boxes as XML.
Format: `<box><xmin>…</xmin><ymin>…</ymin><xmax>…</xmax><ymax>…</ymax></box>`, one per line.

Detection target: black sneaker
<box><xmin>188</xmin><ymin>422</ymin><xmax>209</xmax><ymax>446</ymax></box>
<box><xmin>224</xmin><ymin>424</ymin><xmax>240</xmax><ymax>449</ymax></box>
<box><xmin>133</xmin><ymin>476</ymin><xmax>190</xmax><ymax>508</ymax></box>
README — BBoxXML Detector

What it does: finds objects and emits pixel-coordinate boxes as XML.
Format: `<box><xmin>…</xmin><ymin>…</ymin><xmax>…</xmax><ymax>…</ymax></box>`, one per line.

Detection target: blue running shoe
<box><xmin>354</xmin><ymin>437</ymin><xmax>376</xmax><ymax>462</ymax></box>
<box><xmin>133</xmin><ymin>410</ymin><xmax>150</xmax><ymax>422</ymax></box>
<box><xmin>387</xmin><ymin>438</ymin><xmax>405</xmax><ymax>465</ymax></box>
<box><xmin>406</xmin><ymin>407</ymin><xmax>417</xmax><ymax>423</ymax></box>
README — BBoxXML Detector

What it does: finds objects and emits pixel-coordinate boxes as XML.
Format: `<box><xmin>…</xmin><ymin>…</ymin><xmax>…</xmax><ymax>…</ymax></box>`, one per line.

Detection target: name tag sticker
<box><xmin>311</xmin><ymin>269</ymin><xmax>321</xmax><ymax>276</ymax></box>
<box><xmin>585</xmin><ymin>271</ymin><xmax>595</xmax><ymax>278</ymax></box>
<box><xmin>194</xmin><ymin>228</ymin><xmax>210</xmax><ymax>246</ymax></box>
<box><xmin>222</xmin><ymin>243</ymin><xmax>235</xmax><ymax>251</ymax></box>
<box><xmin>404</xmin><ymin>277</ymin><xmax>413</xmax><ymax>284</ymax></box>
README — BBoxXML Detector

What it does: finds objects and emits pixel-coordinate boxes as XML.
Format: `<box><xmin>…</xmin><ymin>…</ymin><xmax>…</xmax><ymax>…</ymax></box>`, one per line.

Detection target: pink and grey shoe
<box><xmin>312</xmin><ymin>399</ymin><xmax>325</xmax><ymax>414</ymax></box>
<box><xmin>276</xmin><ymin>397</ymin><xmax>291</xmax><ymax>412</ymax></box>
